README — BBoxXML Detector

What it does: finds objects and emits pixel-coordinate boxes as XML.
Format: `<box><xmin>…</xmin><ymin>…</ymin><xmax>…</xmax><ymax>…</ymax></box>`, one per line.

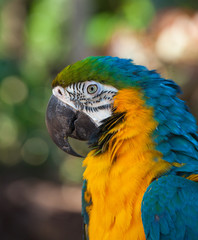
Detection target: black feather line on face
<box><xmin>89</xmin><ymin>110</ymin><xmax>126</xmax><ymax>155</ymax></box>
<box><xmin>84</xmin><ymin>104</ymin><xmax>112</xmax><ymax>112</ymax></box>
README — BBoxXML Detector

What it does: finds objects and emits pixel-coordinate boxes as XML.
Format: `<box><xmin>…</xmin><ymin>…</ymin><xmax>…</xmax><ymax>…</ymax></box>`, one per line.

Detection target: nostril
<box><xmin>58</xmin><ymin>89</ymin><xmax>63</xmax><ymax>96</ymax></box>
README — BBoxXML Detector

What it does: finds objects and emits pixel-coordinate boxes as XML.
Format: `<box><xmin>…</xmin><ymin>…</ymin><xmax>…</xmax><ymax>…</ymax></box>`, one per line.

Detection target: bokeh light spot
<box><xmin>59</xmin><ymin>157</ymin><xmax>84</xmax><ymax>183</ymax></box>
<box><xmin>0</xmin><ymin>114</ymin><xmax>18</xmax><ymax>148</ymax></box>
<box><xmin>0</xmin><ymin>76</ymin><xmax>28</xmax><ymax>104</ymax></box>
<box><xmin>0</xmin><ymin>143</ymin><xmax>21</xmax><ymax>166</ymax></box>
<box><xmin>21</xmin><ymin>137</ymin><xmax>49</xmax><ymax>165</ymax></box>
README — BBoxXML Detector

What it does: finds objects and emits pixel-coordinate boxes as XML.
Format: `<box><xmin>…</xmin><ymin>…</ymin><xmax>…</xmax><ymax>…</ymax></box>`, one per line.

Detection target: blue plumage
<box><xmin>142</xmin><ymin>176</ymin><xmax>198</xmax><ymax>240</ymax></box>
<box><xmin>137</xmin><ymin>65</ymin><xmax>198</xmax><ymax>177</ymax></box>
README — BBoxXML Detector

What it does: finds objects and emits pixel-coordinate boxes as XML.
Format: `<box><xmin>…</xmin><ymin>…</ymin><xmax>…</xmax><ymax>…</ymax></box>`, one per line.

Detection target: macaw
<box><xmin>46</xmin><ymin>56</ymin><xmax>198</xmax><ymax>240</ymax></box>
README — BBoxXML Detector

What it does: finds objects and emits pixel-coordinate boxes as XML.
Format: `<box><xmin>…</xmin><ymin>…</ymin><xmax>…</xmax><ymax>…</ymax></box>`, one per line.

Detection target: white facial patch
<box><xmin>53</xmin><ymin>81</ymin><xmax>118</xmax><ymax>126</ymax></box>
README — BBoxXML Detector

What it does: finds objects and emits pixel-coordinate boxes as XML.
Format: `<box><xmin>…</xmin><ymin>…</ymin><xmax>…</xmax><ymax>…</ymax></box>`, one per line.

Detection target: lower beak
<box><xmin>46</xmin><ymin>95</ymin><xmax>98</xmax><ymax>157</ymax></box>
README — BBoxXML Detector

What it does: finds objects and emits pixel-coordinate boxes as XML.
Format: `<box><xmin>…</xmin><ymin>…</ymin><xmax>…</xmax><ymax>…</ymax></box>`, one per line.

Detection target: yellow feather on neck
<box><xmin>83</xmin><ymin>88</ymin><xmax>171</xmax><ymax>240</ymax></box>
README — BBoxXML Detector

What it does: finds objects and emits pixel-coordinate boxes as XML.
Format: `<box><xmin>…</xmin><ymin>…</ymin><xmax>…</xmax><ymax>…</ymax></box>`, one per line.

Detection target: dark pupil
<box><xmin>88</xmin><ymin>85</ymin><xmax>97</xmax><ymax>93</ymax></box>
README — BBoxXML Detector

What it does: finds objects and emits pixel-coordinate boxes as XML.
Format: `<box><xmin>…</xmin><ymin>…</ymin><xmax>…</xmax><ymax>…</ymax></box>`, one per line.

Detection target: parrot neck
<box><xmin>83</xmin><ymin>88</ymin><xmax>171</xmax><ymax>240</ymax></box>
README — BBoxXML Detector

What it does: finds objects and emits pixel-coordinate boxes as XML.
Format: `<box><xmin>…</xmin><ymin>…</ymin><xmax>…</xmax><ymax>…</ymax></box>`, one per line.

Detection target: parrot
<box><xmin>45</xmin><ymin>56</ymin><xmax>198</xmax><ymax>240</ymax></box>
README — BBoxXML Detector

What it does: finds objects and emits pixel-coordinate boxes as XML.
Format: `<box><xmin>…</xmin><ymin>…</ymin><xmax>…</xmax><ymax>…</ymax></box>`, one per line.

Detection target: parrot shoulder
<box><xmin>141</xmin><ymin>175</ymin><xmax>198</xmax><ymax>240</ymax></box>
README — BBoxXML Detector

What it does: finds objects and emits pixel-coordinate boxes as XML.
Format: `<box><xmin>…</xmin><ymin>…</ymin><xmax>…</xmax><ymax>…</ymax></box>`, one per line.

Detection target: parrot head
<box><xmin>46</xmin><ymin>56</ymin><xmax>134</xmax><ymax>157</ymax></box>
<box><xmin>46</xmin><ymin>56</ymin><xmax>187</xmax><ymax>160</ymax></box>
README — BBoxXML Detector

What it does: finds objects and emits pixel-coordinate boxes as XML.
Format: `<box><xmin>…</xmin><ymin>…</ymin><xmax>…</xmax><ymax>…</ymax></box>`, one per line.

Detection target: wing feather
<box><xmin>142</xmin><ymin>175</ymin><xmax>198</xmax><ymax>240</ymax></box>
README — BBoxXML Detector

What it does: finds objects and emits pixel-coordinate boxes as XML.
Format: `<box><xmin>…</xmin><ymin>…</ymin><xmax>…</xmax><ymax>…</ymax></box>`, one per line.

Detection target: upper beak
<box><xmin>46</xmin><ymin>95</ymin><xmax>98</xmax><ymax>157</ymax></box>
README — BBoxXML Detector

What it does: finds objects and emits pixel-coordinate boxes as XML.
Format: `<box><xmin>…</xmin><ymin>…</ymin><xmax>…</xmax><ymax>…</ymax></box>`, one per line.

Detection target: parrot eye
<box><xmin>87</xmin><ymin>84</ymin><xmax>98</xmax><ymax>94</ymax></box>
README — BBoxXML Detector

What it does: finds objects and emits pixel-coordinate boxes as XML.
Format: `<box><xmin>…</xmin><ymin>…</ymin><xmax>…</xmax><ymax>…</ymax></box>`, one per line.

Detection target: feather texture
<box><xmin>142</xmin><ymin>176</ymin><xmax>198</xmax><ymax>240</ymax></box>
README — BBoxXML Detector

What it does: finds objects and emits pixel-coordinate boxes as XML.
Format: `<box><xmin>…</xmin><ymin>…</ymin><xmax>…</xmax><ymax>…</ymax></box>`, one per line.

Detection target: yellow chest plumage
<box><xmin>83</xmin><ymin>89</ymin><xmax>171</xmax><ymax>240</ymax></box>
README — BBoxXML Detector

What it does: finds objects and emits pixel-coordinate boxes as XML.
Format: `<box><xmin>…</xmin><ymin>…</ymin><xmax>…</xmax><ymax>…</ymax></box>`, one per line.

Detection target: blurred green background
<box><xmin>0</xmin><ymin>0</ymin><xmax>198</xmax><ymax>239</ymax></box>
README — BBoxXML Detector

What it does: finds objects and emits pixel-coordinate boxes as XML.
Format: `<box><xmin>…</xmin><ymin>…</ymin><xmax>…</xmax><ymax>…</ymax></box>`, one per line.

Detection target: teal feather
<box><xmin>142</xmin><ymin>176</ymin><xmax>198</xmax><ymax>240</ymax></box>
<box><xmin>82</xmin><ymin>180</ymin><xmax>91</xmax><ymax>240</ymax></box>
<box><xmin>82</xmin><ymin>180</ymin><xmax>91</xmax><ymax>225</ymax></box>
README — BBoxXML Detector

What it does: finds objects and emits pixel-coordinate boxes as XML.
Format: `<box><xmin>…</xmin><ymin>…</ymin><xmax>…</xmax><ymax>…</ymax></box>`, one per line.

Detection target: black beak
<box><xmin>46</xmin><ymin>95</ymin><xmax>98</xmax><ymax>157</ymax></box>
